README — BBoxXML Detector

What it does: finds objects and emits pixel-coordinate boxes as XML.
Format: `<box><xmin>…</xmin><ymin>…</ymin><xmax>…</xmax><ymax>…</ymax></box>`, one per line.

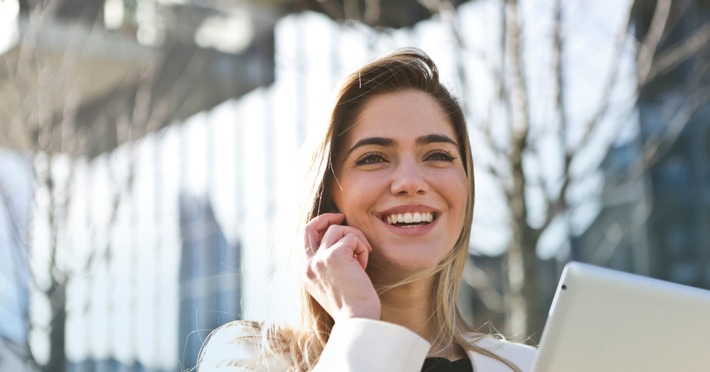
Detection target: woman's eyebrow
<box><xmin>416</xmin><ymin>134</ymin><xmax>458</xmax><ymax>146</ymax></box>
<box><xmin>345</xmin><ymin>134</ymin><xmax>457</xmax><ymax>158</ymax></box>
<box><xmin>345</xmin><ymin>137</ymin><xmax>395</xmax><ymax>157</ymax></box>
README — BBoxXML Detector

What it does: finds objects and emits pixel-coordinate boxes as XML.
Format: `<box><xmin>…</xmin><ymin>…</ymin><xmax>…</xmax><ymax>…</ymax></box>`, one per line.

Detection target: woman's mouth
<box><xmin>383</xmin><ymin>212</ymin><xmax>436</xmax><ymax>227</ymax></box>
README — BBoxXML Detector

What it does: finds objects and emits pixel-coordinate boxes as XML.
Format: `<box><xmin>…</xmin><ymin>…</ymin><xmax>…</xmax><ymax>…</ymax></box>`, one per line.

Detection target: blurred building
<box><xmin>2</xmin><ymin>0</ymin><xmax>277</xmax><ymax>157</ymax></box>
<box><xmin>3</xmin><ymin>0</ymin><xmax>278</xmax><ymax>370</ymax></box>
<box><xmin>178</xmin><ymin>193</ymin><xmax>240</xmax><ymax>370</ymax></box>
<box><xmin>573</xmin><ymin>0</ymin><xmax>710</xmax><ymax>288</ymax></box>
<box><xmin>0</xmin><ymin>151</ymin><xmax>34</xmax><ymax>371</ymax></box>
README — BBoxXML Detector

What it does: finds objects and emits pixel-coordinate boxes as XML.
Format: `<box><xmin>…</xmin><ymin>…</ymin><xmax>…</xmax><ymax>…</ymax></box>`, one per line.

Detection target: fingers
<box><xmin>304</xmin><ymin>213</ymin><xmax>345</xmax><ymax>258</ymax></box>
<box><xmin>320</xmin><ymin>225</ymin><xmax>372</xmax><ymax>256</ymax></box>
<box><xmin>303</xmin><ymin>213</ymin><xmax>373</xmax><ymax>270</ymax></box>
<box><xmin>321</xmin><ymin>227</ymin><xmax>372</xmax><ymax>269</ymax></box>
<box><xmin>301</xmin><ymin>214</ymin><xmax>381</xmax><ymax>321</ymax></box>
<box><xmin>324</xmin><ymin>232</ymin><xmax>371</xmax><ymax>270</ymax></box>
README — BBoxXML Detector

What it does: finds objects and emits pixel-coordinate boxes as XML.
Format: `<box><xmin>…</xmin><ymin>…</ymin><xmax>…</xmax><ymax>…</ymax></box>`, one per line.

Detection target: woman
<box><xmin>198</xmin><ymin>48</ymin><xmax>536</xmax><ymax>371</ymax></box>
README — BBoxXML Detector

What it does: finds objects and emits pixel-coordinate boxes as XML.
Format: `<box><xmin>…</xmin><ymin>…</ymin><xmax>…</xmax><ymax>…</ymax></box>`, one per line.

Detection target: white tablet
<box><xmin>532</xmin><ymin>262</ymin><xmax>710</xmax><ymax>372</ymax></box>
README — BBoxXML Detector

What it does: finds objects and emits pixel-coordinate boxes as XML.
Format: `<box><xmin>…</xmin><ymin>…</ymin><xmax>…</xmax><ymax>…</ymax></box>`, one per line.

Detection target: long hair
<box><xmin>198</xmin><ymin>48</ymin><xmax>520</xmax><ymax>371</ymax></box>
<box><xmin>287</xmin><ymin>48</ymin><xmax>519</xmax><ymax>370</ymax></box>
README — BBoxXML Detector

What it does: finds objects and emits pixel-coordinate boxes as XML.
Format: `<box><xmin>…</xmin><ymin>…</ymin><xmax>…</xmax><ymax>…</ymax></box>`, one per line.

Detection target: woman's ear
<box><xmin>327</xmin><ymin>200</ymin><xmax>340</xmax><ymax>214</ymax></box>
<box><xmin>316</xmin><ymin>198</ymin><xmax>340</xmax><ymax>215</ymax></box>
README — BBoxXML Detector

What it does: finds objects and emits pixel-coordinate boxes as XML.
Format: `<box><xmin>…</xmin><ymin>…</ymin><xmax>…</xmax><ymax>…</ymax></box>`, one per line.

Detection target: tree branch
<box><xmin>647</xmin><ymin>23</ymin><xmax>710</xmax><ymax>82</ymax></box>
<box><xmin>532</xmin><ymin>0</ymin><xmax>566</xmax><ymax>236</ymax></box>
<box><xmin>542</xmin><ymin>1</ymin><xmax>637</xmax><ymax>235</ymax></box>
<box><xmin>636</xmin><ymin>0</ymin><xmax>672</xmax><ymax>84</ymax></box>
<box><xmin>505</xmin><ymin>0</ymin><xmax>530</xmax><ymax>143</ymax></box>
<box><xmin>642</xmin><ymin>88</ymin><xmax>707</xmax><ymax>166</ymax></box>
<box><xmin>570</xmin><ymin>1</ymin><xmax>635</xmax><ymax>155</ymax></box>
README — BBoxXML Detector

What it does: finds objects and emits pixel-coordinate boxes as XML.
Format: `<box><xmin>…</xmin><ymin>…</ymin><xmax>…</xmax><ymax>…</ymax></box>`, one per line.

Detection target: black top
<box><xmin>422</xmin><ymin>357</ymin><xmax>473</xmax><ymax>372</ymax></box>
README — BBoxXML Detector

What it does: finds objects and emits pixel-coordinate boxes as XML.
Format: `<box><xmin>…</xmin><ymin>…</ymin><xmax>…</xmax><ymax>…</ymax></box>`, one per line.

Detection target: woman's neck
<box><xmin>376</xmin><ymin>276</ymin><xmax>467</xmax><ymax>361</ymax></box>
<box><xmin>377</xmin><ymin>277</ymin><xmax>436</xmax><ymax>340</ymax></box>
<box><xmin>380</xmin><ymin>283</ymin><xmax>433</xmax><ymax>332</ymax></box>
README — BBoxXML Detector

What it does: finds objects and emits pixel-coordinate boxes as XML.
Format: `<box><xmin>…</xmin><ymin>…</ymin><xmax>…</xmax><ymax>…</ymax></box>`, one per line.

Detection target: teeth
<box><xmin>385</xmin><ymin>212</ymin><xmax>434</xmax><ymax>225</ymax></box>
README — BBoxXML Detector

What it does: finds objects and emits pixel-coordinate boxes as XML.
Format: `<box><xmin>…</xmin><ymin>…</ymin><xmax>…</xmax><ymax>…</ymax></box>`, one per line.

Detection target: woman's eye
<box><xmin>427</xmin><ymin>150</ymin><xmax>457</xmax><ymax>162</ymax></box>
<box><xmin>355</xmin><ymin>152</ymin><xmax>386</xmax><ymax>165</ymax></box>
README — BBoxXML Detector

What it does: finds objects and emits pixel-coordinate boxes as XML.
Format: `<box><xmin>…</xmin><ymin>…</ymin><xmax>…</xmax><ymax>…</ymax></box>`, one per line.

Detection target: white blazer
<box><xmin>317</xmin><ymin>318</ymin><xmax>536</xmax><ymax>371</ymax></box>
<box><xmin>199</xmin><ymin>318</ymin><xmax>537</xmax><ymax>371</ymax></box>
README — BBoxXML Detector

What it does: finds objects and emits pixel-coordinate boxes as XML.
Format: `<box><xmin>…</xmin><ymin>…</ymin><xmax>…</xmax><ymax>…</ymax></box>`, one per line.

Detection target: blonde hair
<box><xmin>198</xmin><ymin>48</ymin><xmax>521</xmax><ymax>371</ymax></box>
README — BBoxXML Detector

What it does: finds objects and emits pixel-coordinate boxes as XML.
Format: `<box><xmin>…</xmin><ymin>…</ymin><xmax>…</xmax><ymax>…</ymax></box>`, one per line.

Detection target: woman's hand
<box><xmin>303</xmin><ymin>213</ymin><xmax>381</xmax><ymax>322</ymax></box>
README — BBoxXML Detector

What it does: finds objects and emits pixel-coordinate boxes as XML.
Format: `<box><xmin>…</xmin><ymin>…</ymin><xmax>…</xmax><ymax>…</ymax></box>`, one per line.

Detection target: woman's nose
<box><xmin>390</xmin><ymin>158</ymin><xmax>429</xmax><ymax>196</ymax></box>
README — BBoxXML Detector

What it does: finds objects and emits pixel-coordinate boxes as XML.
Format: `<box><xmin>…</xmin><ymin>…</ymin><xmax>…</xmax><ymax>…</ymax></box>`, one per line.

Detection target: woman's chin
<box><xmin>367</xmin><ymin>250</ymin><xmax>444</xmax><ymax>280</ymax></box>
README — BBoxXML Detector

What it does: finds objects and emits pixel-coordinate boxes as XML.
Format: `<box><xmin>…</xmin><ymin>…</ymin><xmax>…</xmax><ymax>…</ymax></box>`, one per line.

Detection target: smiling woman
<box><xmin>330</xmin><ymin>90</ymin><xmax>469</xmax><ymax>276</ymax></box>
<box><xmin>197</xmin><ymin>48</ymin><xmax>536</xmax><ymax>371</ymax></box>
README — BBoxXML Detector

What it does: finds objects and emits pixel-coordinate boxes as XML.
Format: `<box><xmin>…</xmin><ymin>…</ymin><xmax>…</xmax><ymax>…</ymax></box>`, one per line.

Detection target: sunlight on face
<box><xmin>331</xmin><ymin>89</ymin><xmax>468</xmax><ymax>278</ymax></box>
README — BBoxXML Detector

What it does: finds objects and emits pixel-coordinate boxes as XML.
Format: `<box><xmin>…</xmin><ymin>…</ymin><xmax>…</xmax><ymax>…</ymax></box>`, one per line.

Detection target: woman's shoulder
<box><xmin>198</xmin><ymin>320</ymin><xmax>291</xmax><ymax>371</ymax></box>
<box><xmin>466</xmin><ymin>334</ymin><xmax>537</xmax><ymax>371</ymax></box>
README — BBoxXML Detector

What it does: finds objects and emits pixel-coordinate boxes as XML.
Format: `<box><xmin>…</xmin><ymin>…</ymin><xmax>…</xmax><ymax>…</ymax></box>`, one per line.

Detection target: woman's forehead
<box><xmin>344</xmin><ymin>90</ymin><xmax>456</xmax><ymax>145</ymax></box>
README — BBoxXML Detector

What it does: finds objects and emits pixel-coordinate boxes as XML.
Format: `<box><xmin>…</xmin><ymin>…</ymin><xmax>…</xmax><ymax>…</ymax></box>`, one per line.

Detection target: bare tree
<box><xmin>438</xmin><ymin>0</ymin><xmax>709</xmax><ymax>341</ymax></box>
<box><xmin>287</xmin><ymin>0</ymin><xmax>709</xmax><ymax>342</ymax></box>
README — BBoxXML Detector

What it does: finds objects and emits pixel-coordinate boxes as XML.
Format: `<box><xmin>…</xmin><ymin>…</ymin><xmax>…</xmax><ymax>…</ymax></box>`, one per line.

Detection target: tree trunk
<box><xmin>522</xmin><ymin>227</ymin><xmax>542</xmax><ymax>342</ymax></box>
<box><xmin>43</xmin><ymin>153</ymin><xmax>66</xmax><ymax>372</ymax></box>
<box><xmin>505</xmin><ymin>167</ymin><xmax>543</xmax><ymax>341</ymax></box>
<box><xmin>506</xmin><ymin>145</ymin><xmax>542</xmax><ymax>342</ymax></box>
<box><xmin>504</xmin><ymin>0</ymin><xmax>540</xmax><ymax>342</ymax></box>
<box><xmin>46</xmin><ymin>280</ymin><xmax>66</xmax><ymax>372</ymax></box>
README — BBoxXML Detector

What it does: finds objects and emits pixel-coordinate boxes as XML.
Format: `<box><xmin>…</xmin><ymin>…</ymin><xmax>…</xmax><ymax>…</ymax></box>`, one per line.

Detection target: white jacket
<box><xmin>199</xmin><ymin>318</ymin><xmax>537</xmax><ymax>371</ymax></box>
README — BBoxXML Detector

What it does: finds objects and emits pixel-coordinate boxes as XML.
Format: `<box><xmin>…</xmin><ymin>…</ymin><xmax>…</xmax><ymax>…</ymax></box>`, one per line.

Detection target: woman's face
<box><xmin>331</xmin><ymin>89</ymin><xmax>468</xmax><ymax>275</ymax></box>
